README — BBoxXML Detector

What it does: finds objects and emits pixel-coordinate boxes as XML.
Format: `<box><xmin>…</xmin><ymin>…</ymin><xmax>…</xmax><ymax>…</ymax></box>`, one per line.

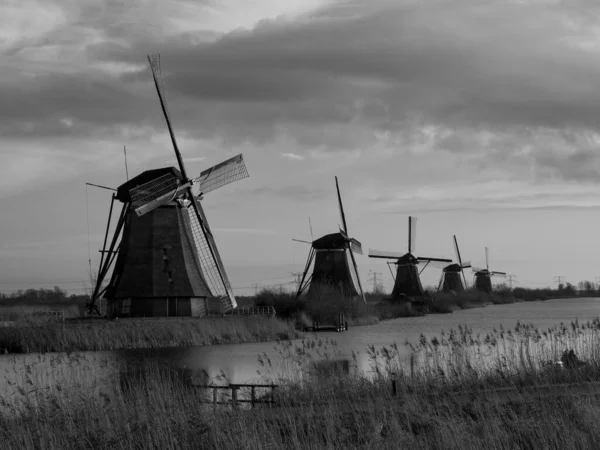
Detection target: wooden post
<box><xmin>213</xmin><ymin>387</ymin><xmax>217</xmax><ymax>408</ymax></box>
<box><xmin>391</xmin><ymin>374</ymin><xmax>397</xmax><ymax>397</ymax></box>
<box><xmin>231</xmin><ymin>386</ymin><xmax>238</xmax><ymax>409</ymax></box>
<box><xmin>251</xmin><ymin>386</ymin><xmax>256</xmax><ymax>408</ymax></box>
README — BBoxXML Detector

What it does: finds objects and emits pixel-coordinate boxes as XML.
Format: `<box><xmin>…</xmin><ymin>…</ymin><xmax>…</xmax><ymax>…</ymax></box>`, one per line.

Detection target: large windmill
<box><xmin>472</xmin><ymin>247</ymin><xmax>506</xmax><ymax>294</ymax></box>
<box><xmin>87</xmin><ymin>54</ymin><xmax>249</xmax><ymax>317</ymax></box>
<box><xmin>369</xmin><ymin>217</ymin><xmax>451</xmax><ymax>300</ymax></box>
<box><xmin>438</xmin><ymin>235</ymin><xmax>471</xmax><ymax>293</ymax></box>
<box><xmin>295</xmin><ymin>177</ymin><xmax>366</xmax><ymax>303</ymax></box>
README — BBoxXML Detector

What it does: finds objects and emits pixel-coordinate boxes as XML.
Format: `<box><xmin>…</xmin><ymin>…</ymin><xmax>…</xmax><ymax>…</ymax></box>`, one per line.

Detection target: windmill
<box><xmin>472</xmin><ymin>247</ymin><xmax>506</xmax><ymax>293</ymax></box>
<box><xmin>438</xmin><ymin>235</ymin><xmax>471</xmax><ymax>293</ymax></box>
<box><xmin>369</xmin><ymin>217</ymin><xmax>451</xmax><ymax>300</ymax></box>
<box><xmin>295</xmin><ymin>177</ymin><xmax>366</xmax><ymax>303</ymax></box>
<box><xmin>87</xmin><ymin>54</ymin><xmax>249</xmax><ymax>317</ymax></box>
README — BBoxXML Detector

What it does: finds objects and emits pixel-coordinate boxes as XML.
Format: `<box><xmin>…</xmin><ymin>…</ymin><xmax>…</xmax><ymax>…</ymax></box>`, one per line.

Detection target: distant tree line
<box><xmin>0</xmin><ymin>287</ymin><xmax>89</xmax><ymax>306</ymax></box>
<box><xmin>493</xmin><ymin>280</ymin><xmax>599</xmax><ymax>301</ymax></box>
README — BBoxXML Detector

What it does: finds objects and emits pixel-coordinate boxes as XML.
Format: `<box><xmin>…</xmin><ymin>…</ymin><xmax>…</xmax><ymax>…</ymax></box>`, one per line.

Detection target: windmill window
<box><xmin>162</xmin><ymin>249</ymin><xmax>170</xmax><ymax>271</ymax></box>
<box><xmin>168</xmin><ymin>271</ymin><xmax>173</xmax><ymax>283</ymax></box>
<box><xmin>122</xmin><ymin>298</ymin><xmax>131</xmax><ymax>315</ymax></box>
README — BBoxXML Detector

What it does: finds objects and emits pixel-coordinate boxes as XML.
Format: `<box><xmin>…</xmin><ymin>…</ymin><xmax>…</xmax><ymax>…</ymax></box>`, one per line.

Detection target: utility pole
<box><xmin>553</xmin><ymin>276</ymin><xmax>565</xmax><ymax>286</ymax></box>
<box><xmin>251</xmin><ymin>283</ymin><xmax>260</xmax><ymax>295</ymax></box>
<box><xmin>290</xmin><ymin>272</ymin><xmax>303</xmax><ymax>291</ymax></box>
<box><xmin>507</xmin><ymin>275</ymin><xmax>516</xmax><ymax>289</ymax></box>
<box><xmin>368</xmin><ymin>270</ymin><xmax>383</xmax><ymax>293</ymax></box>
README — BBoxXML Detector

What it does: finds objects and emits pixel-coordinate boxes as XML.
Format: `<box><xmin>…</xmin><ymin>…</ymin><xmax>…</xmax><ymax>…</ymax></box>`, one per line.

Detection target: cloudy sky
<box><xmin>2</xmin><ymin>0</ymin><xmax>600</xmax><ymax>296</ymax></box>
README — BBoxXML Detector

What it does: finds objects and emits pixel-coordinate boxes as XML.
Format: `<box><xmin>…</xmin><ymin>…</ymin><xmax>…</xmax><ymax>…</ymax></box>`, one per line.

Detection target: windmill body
<box><xmin>369</xmin><ymin>217</ymin><xmax>451</xmax><ymax>301</ymax></box>
<box><xmin>87</xmin><ymin>54</ymin><xmax>249</xmax><ymax>317</ymax></box>
<box><xmin>390</xmin><ymin>253</ymin><xmax>426</xmax><ymax>298</ymax></box>
<box><xmin>438</xmin><ymin>235</ymin><xmax>471</xmax><ymax>293</ymax></box>
<box><xmin>104</xmin><ymin>168</ymin><xmax>211</xmax><ymax>317</ymax></box>
<box><xmin>440</xmin><ymin>264</ymin><xmax>466</xmax><ymax>293</ymax></box>
<box><xmin>306</xmin><ymin>233</ymin><xmax>360</xmax><ymax>298</ymax></box>
<box><xmin>472</xmin><ymin>247</ymin><xmax>506</xmax><ymax>294</ymax></box>
<box><xmin>295</xmin><ymin>178</ymin><xmax>366</xmax><ymax>303</ymax></box>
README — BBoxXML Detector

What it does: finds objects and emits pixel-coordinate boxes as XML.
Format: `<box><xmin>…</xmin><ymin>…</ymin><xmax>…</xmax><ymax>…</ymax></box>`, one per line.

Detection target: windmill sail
<box><xmin>188</xmin><ymin>198</ymin><xmax>237</xmax><ymax>310</ymax></box>
<box><xmin>347</xmin><ymin>249</ymin><xmax>366</xmax><ymax>303</ymax></box>
<box><xmin>130</xmin><ymin>173</ymin><xmax>187</xmax><ymax>217</ymax></box>
<box><xmin>369</xmin><ymin>249</ymin><xmax>404</xmax><ymax>259</ymax></box>
<box><xmin>409</xmin><ymin>216</ymin><xmax>417</xmax><ymax>254</ymax></box>
<box><xmin>335</xmin><ymin>176</ymin><xmax>348</xmax><ymax>234</ymax></box>
<box><xmin>194</xmin><ymin>154</ymin><xmax>249</xmax><ymax>196</ymax></box>
<box><xmin>349</xmin><ymin>238</ymin><xmax>363</xmax><ymax>255</ymax></box>
<box><xmin>148</xmin><ymin>53</ymin><xmax>239</xmax><ymax>311</ymax></box>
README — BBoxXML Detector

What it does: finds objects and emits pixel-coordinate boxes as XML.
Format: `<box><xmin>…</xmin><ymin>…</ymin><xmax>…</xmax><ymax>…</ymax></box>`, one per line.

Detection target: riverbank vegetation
<box><xmin>2</xmin><ymin>317</ymin><xmax>600</xmax><ymax>448</ymax></box>
<box><xmin>251</xmin><ymin>278</ymin><xmax>600</xmax><ymax>326</ymax></box>
<box><xmin>0</xmin><ymin>316</ymin><xmax>300</xmax><ymax>354</ymax></box>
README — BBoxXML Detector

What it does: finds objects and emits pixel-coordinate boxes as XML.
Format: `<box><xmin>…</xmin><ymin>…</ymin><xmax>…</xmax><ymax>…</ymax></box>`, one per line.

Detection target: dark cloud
<box><xmin>5</xmin><ymin>0</ymin><xmax>600</xmax><ymax>180</ymax></box>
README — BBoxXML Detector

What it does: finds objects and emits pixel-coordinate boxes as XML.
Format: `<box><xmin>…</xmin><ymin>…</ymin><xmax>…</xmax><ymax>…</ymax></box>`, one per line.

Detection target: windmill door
<box><xmin>168</xmin><ymin>297</ymin><xmax>177</xmax><ymax>317</ymax></box>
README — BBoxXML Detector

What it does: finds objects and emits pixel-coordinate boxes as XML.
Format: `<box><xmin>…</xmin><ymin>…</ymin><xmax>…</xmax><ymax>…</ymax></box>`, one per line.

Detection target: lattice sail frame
<box><xmin>193</xmin><ymin>154</ymin><xmax>249</xmax><ymax>196</ymax></box>
<box><xmin>187</xmin><ymin>198</ymin><xmax>237</xmax><ymax>310</ymax></box>
<box><xmin>130</xmin><ymin>173</ymin><xmax>182</xmax><ymax>214</ymax></box>
<box><xmin>346</xmin><ymin>247</ymin><xmax>365</xmax><ymax>301</ymax></box>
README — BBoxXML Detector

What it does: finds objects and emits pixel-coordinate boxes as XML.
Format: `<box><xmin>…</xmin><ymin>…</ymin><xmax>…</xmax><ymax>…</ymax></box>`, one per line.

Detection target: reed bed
<box><xmin>3</xmin><ymin>318</ymin><xmax>600</xmax><ymax>448</ymax></box>
<box><xmin>0</xmin><ymin>316</ymin><xmax>300</xmax><ymax>354</ymax></box>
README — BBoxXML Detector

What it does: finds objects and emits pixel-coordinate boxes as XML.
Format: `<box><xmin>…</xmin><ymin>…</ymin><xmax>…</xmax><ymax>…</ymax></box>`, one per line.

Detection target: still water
<box><xmin>1</xmin><ymin>298</ymin><xmax>600</xmax><ymax>394</ymax></box>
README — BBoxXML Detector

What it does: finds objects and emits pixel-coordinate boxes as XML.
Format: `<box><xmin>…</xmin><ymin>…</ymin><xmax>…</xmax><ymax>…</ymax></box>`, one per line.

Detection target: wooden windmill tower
<box><xmin>472</xmin><ymin>247</ymin><xmax>506</xmax><ymax>293</ymax></box>
<box><xmin>87</xmin><ymin>54</ymin><xmax>249</xmax><ymax>317</ymax></box>
<box><xmin>438</xmin><ymin>235</ymin><xmax>471</xmax><ymax>293</ymax></box>
<box><xmin>369</xmin><ymin>217</ymin><xmax>451</xmax><ymax>300</ymax></box>
<box><xmin>295</xmin><ymin>177</ymin><xmax>366</xmax><ymax>303</ymax></box>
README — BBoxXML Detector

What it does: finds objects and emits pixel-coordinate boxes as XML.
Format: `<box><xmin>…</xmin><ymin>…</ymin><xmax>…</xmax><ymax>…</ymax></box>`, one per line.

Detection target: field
<box><xmin>2</xmin><ymin>318</ymin><xmax>600</xmax><ymax>448</ymax></box>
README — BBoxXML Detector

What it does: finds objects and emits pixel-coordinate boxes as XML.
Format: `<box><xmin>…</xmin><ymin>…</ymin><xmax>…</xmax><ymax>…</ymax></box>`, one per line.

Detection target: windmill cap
<box><xmin>443</xmin><ymin>263</ymin><xmax>463</xmax><ymax>272</ymax></box>
<box><xmin>312</xmin><ymin>232</ymin><xmax>350</xmax><ymax>250</ymax></box>
<box><xmin>396</xmin><ymin>253</ymin><xmax>419</xmax><ymax>265</ymax></box>
<box><xmin>116</xmin><ymin>166</ymin><xmax>183</xmax><ymax>203</ymax></box>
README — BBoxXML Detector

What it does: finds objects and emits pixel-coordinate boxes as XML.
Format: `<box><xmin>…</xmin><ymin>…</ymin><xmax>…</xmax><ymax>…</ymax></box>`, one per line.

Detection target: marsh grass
<box><xmin>255</xmin><ymin>285</ymin><xmax>415</xmax><ymax>330</ymax></box>
<box><xmin>0</xmin><ymin>316</ymin><xmax>300</xmax><ymax>354</ymax></box>
<box><xmin>4</xmin><ymin>318</ymin><xmax>600</xmax><ymax>448</ymax></box>
<box><xmin>0</xmin><ymin>304</ymin><xmax>82</xmax><ymax>323</ymax></box>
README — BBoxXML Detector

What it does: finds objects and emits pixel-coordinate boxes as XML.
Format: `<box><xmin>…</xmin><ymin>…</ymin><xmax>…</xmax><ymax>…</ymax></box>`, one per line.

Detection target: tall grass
<box><xmin>3</xmin><ymin>318</ymin><xmax>600</xmax><ymax>448</ymax></box>
<box><xmin>254</xmin><ymin>284</ymin><xmax>416</xmax><ymax>329</ymax></box>
<box><xmin>0</xmin><ymin>316</ymin><xmax>300</xmax><ymax>354</ymax></box>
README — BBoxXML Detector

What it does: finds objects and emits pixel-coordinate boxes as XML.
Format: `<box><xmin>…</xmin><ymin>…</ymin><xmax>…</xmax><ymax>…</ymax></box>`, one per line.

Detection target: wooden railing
<box><xmin>228</xmin><ymin>306</ymin><xmax>276</xmax><ymax>317</ymax></box>
<box><xmin>195</xmin><ymin>383</ymin><xmax>279</xmax><ymax>409</ymax></box>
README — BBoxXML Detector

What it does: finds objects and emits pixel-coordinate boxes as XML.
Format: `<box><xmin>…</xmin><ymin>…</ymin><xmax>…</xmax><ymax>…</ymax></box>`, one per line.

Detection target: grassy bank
<box><xmin>0</xmin><ymin>316</ymin><xmax>300</xmax><ymax>354</ymax></box>
<box><xmin>3</xmin><ymin>318</ymin><xmax>600</xmax><ymax>448</ymax></box>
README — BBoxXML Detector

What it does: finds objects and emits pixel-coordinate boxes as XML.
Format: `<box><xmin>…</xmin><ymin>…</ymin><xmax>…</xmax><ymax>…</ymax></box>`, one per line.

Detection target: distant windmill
<box><xmin>438</xmin><ymin>235</ymin><xmax>471</xmax><ymax>293</ymax></box>
<box><xmin>472</xmin><ymin>247</ymin><xmax>506</xmax><ymax>293</ymax></box>
<box><xmin>87</xmin><ymin>54</ymin><xmax>249</xmax><ymax>317</ymax></box>
<box><xmin>369</xmin><ymin>217</ymin><xmax>451</xmax><ymax>300</ymax></box>
<box><xmin>294</xmin><ymin>177</ymin><xmax>366</xmax><ymax>303</ymax></box>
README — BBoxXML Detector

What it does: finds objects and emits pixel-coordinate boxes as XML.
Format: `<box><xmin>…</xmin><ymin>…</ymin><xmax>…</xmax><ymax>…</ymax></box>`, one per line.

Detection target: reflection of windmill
<box><xmin>295</xmin><ymin>177</ymin><xmax>366</xmax><ymax>303</ymax></box>
<box><xmin>472</xmin><ymin>247</ymin><xmax>506</xmax><ymax>294</ymax></box>
<box><xmin>369</xmin><ymin>217</ymin><xmax>451</xmax><ymax>300</ymax></box>
<box><xmin>438</xmin><ymin>235</ymin><xmax>471</xmax><ymax>293</ymax></box>
<box><xmin>87</xmin><ymin>54</ymin><xmax>249</xmax><ymax>317</ymax></box>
